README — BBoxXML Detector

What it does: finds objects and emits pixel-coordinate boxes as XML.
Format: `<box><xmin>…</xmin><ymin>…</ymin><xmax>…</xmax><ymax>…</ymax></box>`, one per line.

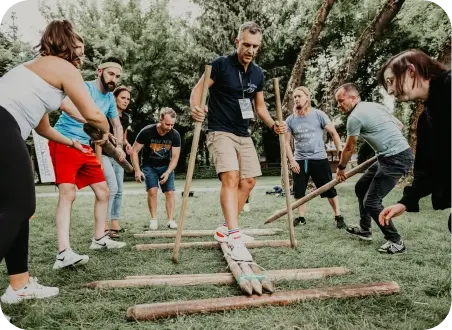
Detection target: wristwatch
<box><xmin>337</xmin><ymin>164</ymin><xmax>346</xmax><ymax>170</ymax></box>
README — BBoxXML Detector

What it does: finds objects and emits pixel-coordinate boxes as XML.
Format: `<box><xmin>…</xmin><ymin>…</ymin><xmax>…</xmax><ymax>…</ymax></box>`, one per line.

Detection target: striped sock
<box><xmin>223</xmin><ymin>222</ymin><xmax>228</xmax><ymax>228</ymax></box>
<box><xmin>228</xmin><ymin>228</ymin><xmax>241</xmax><ymax>240</ymax></box>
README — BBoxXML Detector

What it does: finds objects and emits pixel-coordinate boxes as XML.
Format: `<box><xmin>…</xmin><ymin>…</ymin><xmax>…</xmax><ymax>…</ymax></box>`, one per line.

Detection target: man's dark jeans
<box><xmin>355</xmin><ymin>148</ymin><xmax>414</xmax><ymax>243</ymax></box>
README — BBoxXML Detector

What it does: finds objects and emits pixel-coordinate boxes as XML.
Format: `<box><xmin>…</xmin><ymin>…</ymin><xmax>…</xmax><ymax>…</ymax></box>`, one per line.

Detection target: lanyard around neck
<box><xmin>238</xmin><ymin>70</ymin><xmax>245</xmax><ymax>98</ymax></box>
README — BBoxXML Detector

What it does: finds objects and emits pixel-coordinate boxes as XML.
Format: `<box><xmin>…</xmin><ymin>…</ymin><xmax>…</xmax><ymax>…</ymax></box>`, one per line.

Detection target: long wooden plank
<box><xmin>85</xmin><ymin>267</ymin><xmax>351</xmax><ymax>289</ymax></box>
<box><xmin>265</xmin><ymin>156</ymin><xmax>377</xmax><ymax>224</ymax></box>
<box><xmin>239</xmin><ymin>262</ymin><xmax>263</xmax><ymax>295</ymax></box>
<box><xmin>249</xmin><ymin>263</ymin><xmax>275</xmax><ymax>293</ymax></box>
<box><xmin>137</xmin><ymin>228</ymin><xmax>283</xmax><ymax>238</ymax></box>
<box><xmin>127</xmin><ymin>281</ymin><xmax>400</xmax><ymax>321</ymax></box>
<box><xmin>220</xmin><ymin>242</ymin><xmax>253</xmax><ymax>295</ymax></box>
<box><xmin>172</xmin><ymin>65</ymin><xmax>212</xmax><ymax>264</ymax></box>
<box><xmin>83</xmin><ymin>124</ymin><xmax>133</xmax><ymax>173</ymax></box>
<box><xmin>273</xmin><ymin>78</ymin><xmax>296</xmax><ymax>248</ymax></box>
<box><xmin>135</xmin><ymin>240</ymin><xmax>292</xmax><ymax>251</ymax></box>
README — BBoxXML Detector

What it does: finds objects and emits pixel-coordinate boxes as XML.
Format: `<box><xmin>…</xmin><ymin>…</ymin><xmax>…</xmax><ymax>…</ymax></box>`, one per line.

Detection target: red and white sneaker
<box><xmin>213</xmin><ymin>225</ymin><xmax>255</xmax><ymax>243</ymax></box>
<box><xmin>0</xmin><ymin>277</ymin><xmax>59</xmax><ymax>304</ymax></box>
<box><xmin>228</xmin><ymin>236</ymin><xmax>253</xmax><ymax>262</ymax></box>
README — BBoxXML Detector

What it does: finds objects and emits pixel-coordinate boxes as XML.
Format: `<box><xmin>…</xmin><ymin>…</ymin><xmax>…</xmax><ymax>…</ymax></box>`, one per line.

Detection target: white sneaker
<box><xmin>228</xmin><ymin>237</ymin><xmax>253</xmax><ymax>262</ymax></box>
<box><xmin>167</xmin><ymin>220</ymin><xmax>178</xmax><ymax>229</ymax></box>
<box><xmin>149</xmin><ymin>219</ymin><xmax>158</xmax><ymax>230</ymax></box>
<box><xmin>90</xmin><ymin>235</ymin><xmax>126</xmax><ymax>250</ymax></box>
<box><xmin>53</xmin><ymin>248</ymin><xmax>89</xmax><ymax>270</ymax></box>
<box><xmin>214</xmin><ymin>225</ymin><xmax>255</xmax><ymax>243</ymax></box>
<box><xmin>243</xmin><ymin>203</ymin><xmax>251</xmax><ymax>213</ymax></box>
<box><xmin>0</xmin><ymin>277</ymin><xmax>59</xmax><ymax>304</ymax></box>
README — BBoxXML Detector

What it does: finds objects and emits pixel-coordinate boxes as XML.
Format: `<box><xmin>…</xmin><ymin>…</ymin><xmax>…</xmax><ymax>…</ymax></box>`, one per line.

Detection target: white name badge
<box><xmin>238</xmin><ymin>98</ymin><xmax>254</xmax><ymax>119</ymax></box>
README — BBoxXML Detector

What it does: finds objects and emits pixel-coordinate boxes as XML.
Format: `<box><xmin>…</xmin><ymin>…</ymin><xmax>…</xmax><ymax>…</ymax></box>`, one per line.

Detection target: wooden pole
<box><xmin>249</xmin><ymin>263</ymin><xmax>275</xmax><ymax>293</ymax></box>
<box><xmin>136</xmin><ymin>240</ymin><xmax>291</xmax><ymax>251</ymax></box>
<box><xmin>127</xmin><ymin>281</ymin><xmax>400</xmax><ymax>321</ymax></box>
<box><xmin>220</xmin><ymin>242</ymin><xmax>253</xmax><ymax>295</ymax></box>
<box><xmin>239</xmin><ymin>262</ymin><xmax>263</xmax><ymax>295</ymax></box>
<box><xmin>265</xmin><ymin>156</ymin><xmax>377</xmax><ymax>224</ymax></box>
<box><xmin>85</xmin><ymin>267</ymin><xmax>351</xmax><ymax>289</ymax></box>
<box><xmin>136</xmin><ymin>239</ymin><xmax>291</xmax><ymax>251</ymax></box>
<box><xmin>83</xmin><ymin>124</ymin><xmax>133</xmax><ymax>173</ymax></box>
<box><xmin>136</xmin><ymin>228</ymin><xmax>283</xmax><ymax>238</ymax></box>
<box><xmin>273</xmin><ymin>78</ymin><xmax>296</xmax><ymax>248</ymax></box>
<box><xmin>172</xmin><ymin>65</ymin><xmax>212</xmax><ymax>264</ymax></box>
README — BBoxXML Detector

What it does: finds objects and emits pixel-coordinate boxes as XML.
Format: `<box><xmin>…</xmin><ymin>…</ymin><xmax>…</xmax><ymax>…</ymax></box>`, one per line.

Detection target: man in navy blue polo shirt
<box><xmin>190</xmin><ymin>21</ymin><xmax>286</xmax><ymax>262</ymax></box>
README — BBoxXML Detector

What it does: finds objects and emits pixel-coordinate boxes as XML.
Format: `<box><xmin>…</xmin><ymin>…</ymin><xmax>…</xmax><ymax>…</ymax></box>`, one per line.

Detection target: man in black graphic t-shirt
<box><xmin>131</xmin><ymin>108</ymin><xmax>181</xmax><ymax>230</ymax></box>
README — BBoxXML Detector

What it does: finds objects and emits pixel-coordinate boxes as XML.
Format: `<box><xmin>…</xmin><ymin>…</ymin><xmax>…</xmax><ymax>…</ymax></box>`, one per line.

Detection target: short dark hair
<box><xmin>101</xmin><ymin>56</ymin><xmax>123</xmax><ymax>67</ymax></box>
<box><xmin>113</xmin><ymin>85</ymin><xmax>131</xmax><ymax>97</ymax></box>
<box><xmin>335</xmin><ymin>83</ymin><xmax>360</xmax><ymax>96</ymax></box>
<box><xmin>37</xmin><ymin>20</ymin><xmax>84</xmax><ymax>68</ymax></box>
<box><xmin>237</xmin><ymin>21</ymin><xmax>262</xmax><ymax>39</ymax></box>
<box><xmin>378</xmin><ymin>49</ymin><xmax>447</xmax><ymax>95</ymax></box>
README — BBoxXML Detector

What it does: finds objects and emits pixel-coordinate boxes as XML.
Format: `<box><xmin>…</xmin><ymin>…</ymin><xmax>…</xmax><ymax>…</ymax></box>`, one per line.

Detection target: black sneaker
<box><xmin>335</xmin><ymin>215</ymin><xmax>346</xmax><ymax>229</ymax></box>
<box><xmin>345</xmin><ymin>225</ymin><xmax>372</xmax><ymax>241</ymax></box>
<box><xmin>377</xmin><ymin>240</ymin><xmax>406</xmax><ymax>254</ymax></box>
<box><xmin>293</xmin><ymin>217</ymin><xmax>306</xmax><ymax>226</ymax></box>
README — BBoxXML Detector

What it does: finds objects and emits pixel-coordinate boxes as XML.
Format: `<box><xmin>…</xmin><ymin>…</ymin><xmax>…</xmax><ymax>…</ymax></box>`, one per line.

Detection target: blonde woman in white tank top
<box><xmin>0</xmin><ymin>20</ymin><xmax>110</xmax><ymax>311</ymax></box>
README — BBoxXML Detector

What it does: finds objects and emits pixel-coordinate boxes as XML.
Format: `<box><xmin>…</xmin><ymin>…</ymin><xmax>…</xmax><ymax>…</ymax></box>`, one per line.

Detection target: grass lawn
<box><xmin>2</xmin><ymin>176</ymin><xmax>450</xmax><ymax>329</ymax></box>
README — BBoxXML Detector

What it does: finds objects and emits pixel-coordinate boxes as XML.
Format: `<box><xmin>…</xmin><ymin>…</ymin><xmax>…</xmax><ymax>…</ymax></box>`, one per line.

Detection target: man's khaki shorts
<box><xmin>206</xmin><ymin>131</ymin><xmax>262</xmax><ymax>179</ymax></box>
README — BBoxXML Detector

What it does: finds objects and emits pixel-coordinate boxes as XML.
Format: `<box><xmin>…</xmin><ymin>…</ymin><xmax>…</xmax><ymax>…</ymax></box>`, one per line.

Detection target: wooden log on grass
<box><xmin>135</xmin><ymin>240</ymin><xmax>292</xmax><ymax>251</ymax></box>
<box><xmin>220</xmin><ymin>242</ymin><xmax>253</xmax><ymax>295</ymax></box>
<box><xmin>249</xmin><ymin>263</ymin><xmax>275</xmax><ymax>293</ymax></box>
<box><xmin>85</xmin><ymin>267</ymin><xmax>351</xmax><ymax>289</ymax></box>
<box><xmin>126</xmin><ymin>281</ymin><xmax>400</xmax><ymax>321</ymax></box>
<box><xmin>83</xmin><ymin>124</ymin><xmax>133</xmax><ymax>173</ymax></box>
<box><xmin>265</xmin><ymin>156</ymin><xmax>377</xmax><ymax>224</ymax></box>
<box><xmin>273</xmin><ymin>78</ymin><xmax>296</xmax><ymax>248</ymax></box>
<box><xmin>136</xmin><ymin>228</ymin><xmax>283</xmax><ymax>238</ymax></box>
<box><xmin>239</xmin><ymin>262</ymin><xmax>263</xmax><ymax>295</ymax></box>
<box><xmin>172</xmin><ymin>65</ymin><xmax>212</xmax><ymax>264</ymax></box>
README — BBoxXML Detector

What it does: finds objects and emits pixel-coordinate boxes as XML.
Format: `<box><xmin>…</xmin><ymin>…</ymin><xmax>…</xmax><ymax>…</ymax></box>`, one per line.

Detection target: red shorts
<box><xmin>49</xmin><ymin>141</ymin><xmax>105</xmax><ymax>189</ymax></box>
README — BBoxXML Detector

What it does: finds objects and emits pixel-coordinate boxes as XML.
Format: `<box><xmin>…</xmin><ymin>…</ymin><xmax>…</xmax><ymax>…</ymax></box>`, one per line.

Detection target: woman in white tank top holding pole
<box><xmin>0</xmin><ymin>20</ymin><xmax>110</xmax><ymax>312</ymax></box>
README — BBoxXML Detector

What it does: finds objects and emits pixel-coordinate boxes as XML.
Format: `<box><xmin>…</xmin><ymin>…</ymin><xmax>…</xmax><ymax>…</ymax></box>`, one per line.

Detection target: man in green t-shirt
<box><xmin>334</xmin><ymin>83</ymin><xmax>413</xmax><ymax>255</ymax></box>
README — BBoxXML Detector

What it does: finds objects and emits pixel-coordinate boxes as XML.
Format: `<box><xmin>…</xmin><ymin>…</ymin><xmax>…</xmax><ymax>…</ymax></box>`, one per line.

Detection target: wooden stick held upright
<box><xmin>172</xmin><ymin>65</ymin><xmax>212</xmax><ymax>264</ymax></box>
<box><xmin>273</xmin><ymin>78</ymin><xmax>296</xmax><ymax>248</ymax></box>
<box><xmin>265</xmin><ymin>156</ymin><xmax>377</xmax><ymax>224</ymax></box>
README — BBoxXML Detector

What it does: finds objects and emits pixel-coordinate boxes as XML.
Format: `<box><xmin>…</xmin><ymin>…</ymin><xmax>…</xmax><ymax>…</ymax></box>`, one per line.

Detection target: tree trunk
<box><xmin>322</xmin><ymin>0</ymin><xmax>406</xmax><ymax>116</ymax></box>
<box><xmin>281</xmin><ymin>0</ymin><xmax>336</xmax><ymax>118</ymax></box>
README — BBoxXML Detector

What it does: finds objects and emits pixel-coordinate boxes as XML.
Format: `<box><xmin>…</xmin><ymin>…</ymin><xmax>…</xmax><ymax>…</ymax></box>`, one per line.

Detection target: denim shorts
<box><xmin>142</xmin><ymin>165</ymin><xmax>175</xmax><ymax>192</ymax></box>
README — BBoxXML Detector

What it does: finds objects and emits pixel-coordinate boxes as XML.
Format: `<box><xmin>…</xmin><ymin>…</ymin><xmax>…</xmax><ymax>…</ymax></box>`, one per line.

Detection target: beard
<box><xmin>101</xmin><ymin>71</ymin><xmax>116</xmax><ymax>92</ymax></box>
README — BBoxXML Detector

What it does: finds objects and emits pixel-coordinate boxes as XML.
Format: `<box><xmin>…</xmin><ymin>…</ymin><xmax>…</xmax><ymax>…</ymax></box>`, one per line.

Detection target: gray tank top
<box><xmin>0</xmin><ymin>63</ymin><xmax>65</xmax><ymax>140</ymax></box>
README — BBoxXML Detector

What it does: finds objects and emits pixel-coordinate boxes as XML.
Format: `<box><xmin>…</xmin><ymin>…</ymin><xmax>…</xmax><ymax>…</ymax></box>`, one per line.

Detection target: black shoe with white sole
<box><xmin>378</xmin><ymin>240</ymin><xmax>406</xmax><ymax>254</ymax></box>
<box><xmin>345</xmin><ymin>225</ymin><xmax>372</xmax><ymax>241</ymax></box>
<box><xmin>293</xmin><ymin>217</ymin><xmax>306</xmax><ymax>226</ymax></box>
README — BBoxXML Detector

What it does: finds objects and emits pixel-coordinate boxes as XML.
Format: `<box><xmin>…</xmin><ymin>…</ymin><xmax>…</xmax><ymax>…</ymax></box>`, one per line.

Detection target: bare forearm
<box><xmin>286</xmin><ymin>144</ymin><xmax>296</xmax><ymax>163</ymax></box>
<box><xmin>167</xmin><ymin>157</ymin><xmax>179</xmax><ymax>173</ymax></box>
<box><xmin>35</xmin><ymin>126</ymin><xmax>73</xmax><ymax>146</ymax></box>
<box><xmin>113</xmin><ymin>125</ymin><xmax>124</xmax><ymax>146</ymax></box>
<box><xmin>338</xmin><ymin>148</ymin><xmax>353</xmax><ymax>167</ymax></box>
<box><xmin>131</xmin><ymin>153</ymin><xmax>141</xmax><ymax>172</ymax></box>
<box><xmin>95</xmin><ymin>145</ymin><xmax>102</xmax><ymax>164</ymax></box>
<box><xmin>256</xmin><ymin>108</ymin><xmax>275</xmax><ymax>129</ymax></box>
<box><xmin>190</xmin><ymin>87</ymin><xmax>202</xmax><ymax>108</ymax></box>
<box><xmin>332</xmin><ymin>133</ymin><xmax>342</xmax><ymax>152</ymax></box>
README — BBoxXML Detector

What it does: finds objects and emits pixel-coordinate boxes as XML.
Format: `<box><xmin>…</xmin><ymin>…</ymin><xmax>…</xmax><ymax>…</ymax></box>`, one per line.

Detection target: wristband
<box><xmin>337</xmin><ymin>164</ymin><xmax>346</xmax><ymax>170</ymax></box>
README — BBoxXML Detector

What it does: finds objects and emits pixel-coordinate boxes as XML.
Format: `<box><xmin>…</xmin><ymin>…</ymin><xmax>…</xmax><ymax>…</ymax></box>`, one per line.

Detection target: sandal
<box><xmin>109</xmin><ymin>229</ymin><xmax>121</xmax><ymax>239</ymax></box>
